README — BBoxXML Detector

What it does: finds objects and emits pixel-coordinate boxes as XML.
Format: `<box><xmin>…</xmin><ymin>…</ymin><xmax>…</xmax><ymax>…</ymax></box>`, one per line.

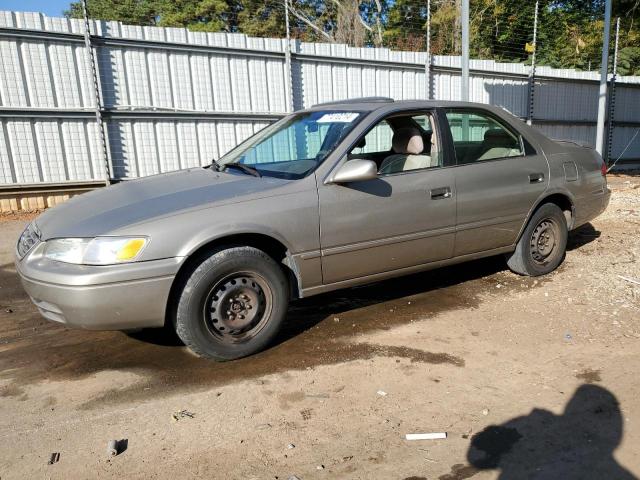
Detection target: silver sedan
<box><xmin>15</xmin><ymin>98</ymin><xmax>610</xmax><ymax>360</ymax></box>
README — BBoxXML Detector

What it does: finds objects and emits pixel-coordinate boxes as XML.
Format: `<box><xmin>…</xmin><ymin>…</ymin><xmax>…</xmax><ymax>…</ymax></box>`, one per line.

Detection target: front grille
<box><xmin>17</xmin><ymin>222</ymin><xmax>41</xmax><ymax>259</ymax></box>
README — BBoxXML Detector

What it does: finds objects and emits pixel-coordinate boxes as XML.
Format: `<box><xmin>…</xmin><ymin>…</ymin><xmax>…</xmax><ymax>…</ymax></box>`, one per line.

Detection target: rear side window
<box><xmin>445</xmin><ymin>110</ymin><xmax>524</xmax><ymax>165</ymax></box>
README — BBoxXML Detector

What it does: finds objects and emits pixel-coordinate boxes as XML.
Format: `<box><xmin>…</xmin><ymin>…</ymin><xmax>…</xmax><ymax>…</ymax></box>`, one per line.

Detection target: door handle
<box><xmin>529</xmin><ymin>173</ymin><xmax>544</xmax><ymax>183</ymax></box>
<box><xmin>430</xmin><ymin>187</ymin><xmax>452</xmax><ymax>200</ymax></box>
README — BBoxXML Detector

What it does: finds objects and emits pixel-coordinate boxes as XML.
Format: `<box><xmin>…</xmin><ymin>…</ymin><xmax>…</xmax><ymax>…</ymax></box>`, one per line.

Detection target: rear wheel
<box><xmin>175</xmin><ymin>246</ymin><xmax>289</xmax><ymax>360</ymax></box>
<box><xmin>506</xmin><ymin>203</ymin><xmax>568</xmax><ymax>276</ymax></box>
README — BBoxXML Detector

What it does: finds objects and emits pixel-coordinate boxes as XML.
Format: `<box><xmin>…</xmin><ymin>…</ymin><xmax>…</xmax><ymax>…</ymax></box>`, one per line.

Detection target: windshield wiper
<box><xmin>224</xmin><ymin>162</ymin><xmax>261</xmax><ymax>177</ymax></box>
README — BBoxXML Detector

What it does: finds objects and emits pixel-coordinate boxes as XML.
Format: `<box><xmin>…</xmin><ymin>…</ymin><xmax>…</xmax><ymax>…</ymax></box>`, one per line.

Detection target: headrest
<box><xmin>392</xmin><ymin>127</ymin><xmax>424</xmax><ymax>155</ymax></box>
<box><xmin>483</xmin><ymin>129</ymin><xmax>517</xmax><ymax>147</ymax></box>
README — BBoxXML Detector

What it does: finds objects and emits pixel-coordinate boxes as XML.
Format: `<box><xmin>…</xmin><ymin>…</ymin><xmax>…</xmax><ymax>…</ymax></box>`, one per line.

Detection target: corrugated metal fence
<box><xmin>0</xmin><ymin>10</ymin><xmax>639</xmax><ymax>189</ymax></box>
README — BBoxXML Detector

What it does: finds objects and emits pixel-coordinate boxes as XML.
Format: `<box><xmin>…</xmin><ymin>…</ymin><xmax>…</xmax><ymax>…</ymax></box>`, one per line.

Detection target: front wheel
<box><xmin>506</xmin><ymin>203</ymin><xmax>568</xmax><ymax>276</ymax></box>
<box><xmin>174</xmin><ymin>246</ymin><xmax>290</xmax><ymax>360</ymax></box>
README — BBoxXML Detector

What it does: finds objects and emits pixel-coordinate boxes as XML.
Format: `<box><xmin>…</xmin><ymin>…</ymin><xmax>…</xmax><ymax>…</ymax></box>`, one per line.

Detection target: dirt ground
<box><xmin>1</xmin><ymin>175</ymin><xmax>639</xmax><ymax>480</ymax></box>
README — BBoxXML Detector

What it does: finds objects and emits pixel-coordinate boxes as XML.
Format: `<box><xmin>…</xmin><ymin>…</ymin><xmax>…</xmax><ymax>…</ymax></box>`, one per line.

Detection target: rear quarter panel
<box><xmin>544</xmin><ymin>141</ymin><xmax>607</xmax><ymax>228</ymax></box>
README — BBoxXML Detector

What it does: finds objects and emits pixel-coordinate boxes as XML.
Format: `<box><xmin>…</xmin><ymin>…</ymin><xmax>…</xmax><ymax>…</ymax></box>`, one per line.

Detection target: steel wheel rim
<box><xmin>530</xmin><ymin>218</ymin><xmax>559</xmax><ymax>265</ymax></box>
<box><xmin>203</xmin><ymin>271</ymin><xmax>273</xmax><ymax>344</ymax></box>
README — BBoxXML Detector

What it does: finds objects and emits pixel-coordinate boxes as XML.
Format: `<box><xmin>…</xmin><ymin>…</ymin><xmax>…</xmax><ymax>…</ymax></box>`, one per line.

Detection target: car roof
<box><xmin>305</xmin><ymin>97</ymin><xmax>510</xmax><ymax>116</ymax></box>
<box><xmin>304</xmin><ymin>97</ymin><xmax>554</xmax><ymax>150</ymax></box>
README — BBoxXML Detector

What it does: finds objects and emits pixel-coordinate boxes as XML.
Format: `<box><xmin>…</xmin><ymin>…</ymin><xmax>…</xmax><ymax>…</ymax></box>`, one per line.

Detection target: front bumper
<box><xmin>15</xmin><ymin>244</ymin><xmax>182</xmax><ymax>330</ymax></box>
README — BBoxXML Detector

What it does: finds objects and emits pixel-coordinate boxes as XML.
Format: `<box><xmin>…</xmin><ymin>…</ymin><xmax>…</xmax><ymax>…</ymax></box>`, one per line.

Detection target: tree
<box><xmin>617</xmin><ymin>47</ymin><xmax>640</xmax><ymax>76</ymax></box>
<box><xmin>384</xmin><ymin>0</ymin><xmax>432</xmax><ymax>51</ymax></box>
<box><xmin>65</xmin><ymin>0</ymin><xmax>640</xmax><ymax>74</ymax></box>
<box><xmin>237</xmin><ymin>0</ymin><xmax>287</xmax><ymax>38</ymax></box>
<box><xmin>286</xmin><ymin>0</ymin><xmax>385</xmax><ymax>47</ymax></box>
<box><xmin>66</xmin><ymin>0</ymin><xmax>159</xmax><ymax>25</ymax></box>
<box><xmin>158</xmin><ymin>0</ymin><xmax>238</xmax><ymax>32</ymax></box>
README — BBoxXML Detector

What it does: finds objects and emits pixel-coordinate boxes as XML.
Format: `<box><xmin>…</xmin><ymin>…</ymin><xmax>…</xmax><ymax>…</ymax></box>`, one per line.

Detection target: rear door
<box><xmin>443</xmin><ymin>108</ymin><xmax>549</xmax><ymax>256</ymax></box>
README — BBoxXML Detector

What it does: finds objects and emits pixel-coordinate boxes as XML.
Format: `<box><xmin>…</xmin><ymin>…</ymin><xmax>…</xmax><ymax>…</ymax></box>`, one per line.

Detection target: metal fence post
<box><xmin>461</xmin><ymin>0</ymin><xmax>469</xmax><ymax>101</ymax></box>
<box><xmin>81</xmin><ymin>0</ymin><xmax>111</xmax><ymax>184</ymax></box>
<box><xmin>595</xmin><ymin>0</ymin><xmax>612</xmax><ymax>156</ymax></box>
<box><xmin>284</xmin><ymin>0</ymin><xmax>295</xmax><ymax>112</ymax></box>
<box><xmin>606</xmin><ymin>17</ymin><xmax>620</xmax><ymax>163</ymax></box>
<box><xmin>425</xmin><ymin>0</ymin><xmax>432</xmax><ymax>100</ymax></box>
<box><xmin>526</xmin><ymin>0</ymin><xmax>539</xmax><ymax>126</ymax></box>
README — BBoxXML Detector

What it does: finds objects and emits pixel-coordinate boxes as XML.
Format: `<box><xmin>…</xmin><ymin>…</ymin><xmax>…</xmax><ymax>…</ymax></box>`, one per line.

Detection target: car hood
<box><xmin>35</xmin><ymin>168</ymin><xmax>290</xmax><ymax>239</ymax></box>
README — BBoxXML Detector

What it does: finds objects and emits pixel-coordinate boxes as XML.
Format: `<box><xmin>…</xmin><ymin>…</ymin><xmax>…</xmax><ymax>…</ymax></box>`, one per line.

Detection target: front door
<box><xmin>318</xmin><ymin>111</ymin><xmax>457</xmax><ymax>285</ymax></box>
<box><xmin>443</xmin><ymin>108</ymin><xmax>549</xmax><ymax>256</ymax></box>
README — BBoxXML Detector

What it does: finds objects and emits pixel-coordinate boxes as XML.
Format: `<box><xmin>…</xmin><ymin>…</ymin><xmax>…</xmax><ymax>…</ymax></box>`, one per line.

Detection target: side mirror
<box><xmin>331</xmin><ymin>159</ymin><xmax>378</xmax><ymax>184</ymax></box>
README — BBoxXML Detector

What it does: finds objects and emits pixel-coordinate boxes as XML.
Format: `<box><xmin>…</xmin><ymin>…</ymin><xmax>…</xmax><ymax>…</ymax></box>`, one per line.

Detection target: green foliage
<box><xmin>469</xmin><ymin>0</ymin><xmax>540</xmax><ymax>62</ymax></box>
<box><xmin>617</xmin><ymin>47</ymin><xmax>640</xmax><ymax>76</ymax></box>
<box><xmin>65</xmin><ymin>0</ymin><xmax>159</xmax><ymax>25</ymax></box>
<box><xmin>66</xmin><ymin>0</ymin><xmax>640</xmax><ymax>75</ymax></box>
<box><xmin>158</xmin><ymin>0</ymin><xmax>236</xmax><ymax>31</ymax></box>
<box><xmin>383</xmin><ymin>0</ymin><xmax>430</xmax><ymax>51</ymax></box>
<box><xmin>237</xmin><ymin>0</ymin><xmax>286</xmax><ymax>38</ymax></box>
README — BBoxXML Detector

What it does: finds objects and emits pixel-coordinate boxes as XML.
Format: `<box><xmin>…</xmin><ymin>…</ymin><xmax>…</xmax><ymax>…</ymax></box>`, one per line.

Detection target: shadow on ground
<box><xmin>433</xmin><ymin>384</ymin><xmax>636</xmax><ymax>480</ymax></box>
<box><xmin>566</xmin><ymin>223</ymin><xmax>601</xmax><ymax>251</ymax></box>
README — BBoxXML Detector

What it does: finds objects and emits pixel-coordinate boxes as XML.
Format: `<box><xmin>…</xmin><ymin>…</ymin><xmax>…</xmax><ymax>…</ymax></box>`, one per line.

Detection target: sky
<box><xmin>2</xmin><ymin>0</ymin><xmax>71</xmax><ymax>17</ymax></box>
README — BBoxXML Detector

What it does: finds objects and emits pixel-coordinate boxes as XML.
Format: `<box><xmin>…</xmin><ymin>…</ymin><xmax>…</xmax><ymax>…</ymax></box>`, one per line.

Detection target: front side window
<box><xmin>347</xmin><ymin>112</ymin><xmax>442</xmax><ymax>175</ymax></box>
<box><xmin>218</xmin><ymin>111</ymin><xmax>362</xmax><ymax>179</ymax></box>
<box><xmin>350</xmin><ymin>120</ymin><xmax>393</xmax><ymax>155</ymax></box>
<box><xmin>445</xmin><ymin>110</ymin><xmax>523</xmax><ymax>165</ymax></box>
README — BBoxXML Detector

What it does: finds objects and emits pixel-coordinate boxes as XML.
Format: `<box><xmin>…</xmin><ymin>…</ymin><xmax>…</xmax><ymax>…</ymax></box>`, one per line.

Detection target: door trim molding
<box><xmin>321</xmin><ymin>225</ymin><xmax>457</xmax><ymax>257</ymax></box>
<box><xmin>321</xmin><ymin>213</ymin><xmax>523</xmax><ymax>258</ymax></box>
<box><xmin>455</xmin><ymin>213</ymin><xmax>525</xmax><ymax>232</ymax></box>
<box><xmin>302</xmin><ymin>245</ymin><xmax>514</xmax><ymax>297</ymax></box>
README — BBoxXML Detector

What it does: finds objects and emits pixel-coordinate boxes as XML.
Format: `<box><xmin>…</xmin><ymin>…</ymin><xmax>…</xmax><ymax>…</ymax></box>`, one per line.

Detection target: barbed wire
<box><xmin>217</xmin><ymin>0</ymin><xmax>626</xmax><ymax>75</ymax></box>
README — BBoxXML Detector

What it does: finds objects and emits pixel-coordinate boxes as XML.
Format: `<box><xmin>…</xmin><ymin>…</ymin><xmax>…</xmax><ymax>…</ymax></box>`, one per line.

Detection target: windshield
<box><xmin>218</xmin><ymin>110</ymin><xmax>362</xmax><ymax>179</ymax></box>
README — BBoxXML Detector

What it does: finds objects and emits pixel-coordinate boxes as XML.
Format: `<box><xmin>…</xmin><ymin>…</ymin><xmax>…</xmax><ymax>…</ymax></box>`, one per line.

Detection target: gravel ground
<box><xmin>0</xmin><ymin>174</ymin><xmax>639</xmax><ymax>479</ymax></box>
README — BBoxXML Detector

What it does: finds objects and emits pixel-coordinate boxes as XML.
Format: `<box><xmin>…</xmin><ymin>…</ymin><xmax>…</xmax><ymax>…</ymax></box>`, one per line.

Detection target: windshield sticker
<box><xmin>316</xmin><ymin>112</ymin><xmax>359</xmax><ymax>123</ymax></box>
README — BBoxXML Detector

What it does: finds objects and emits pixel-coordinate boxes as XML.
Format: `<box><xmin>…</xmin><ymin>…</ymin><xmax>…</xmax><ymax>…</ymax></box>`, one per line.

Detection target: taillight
<box><xmin>601</xmin><ymin>161</ymin><xmax>607</xmax><ymax>176</ymax></box>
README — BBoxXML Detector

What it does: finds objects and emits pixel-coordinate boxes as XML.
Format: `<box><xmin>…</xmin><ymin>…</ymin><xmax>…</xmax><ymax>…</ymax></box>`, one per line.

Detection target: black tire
<box><xmin>506</xmin><ymin>203</ymin><xmax>568</xmax><ymax>276</ymax></box>
<box><xmin>175</xmin><ymin>246</ymin><xmax>289</xmax><ymax>360</ymax></box>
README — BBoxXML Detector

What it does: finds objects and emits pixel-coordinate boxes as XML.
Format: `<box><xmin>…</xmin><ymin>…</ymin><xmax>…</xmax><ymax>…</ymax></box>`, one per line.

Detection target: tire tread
<box><xmin>175</xmin><ymin>246</ymin><xmax>288</xmax><ymax>361</ymax></box>
<box><xmin>506</xmin><ymin>203</ymin><xmax>568</xmax><ymax>276</ymax></box>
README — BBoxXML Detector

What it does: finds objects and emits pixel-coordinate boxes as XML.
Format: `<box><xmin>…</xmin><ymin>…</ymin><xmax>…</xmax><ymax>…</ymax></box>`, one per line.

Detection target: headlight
<box><xmin>43</xmin><ymin>237</ymin><xmax>149</xmax><ymax>265</ymax></box>
<box><xmin>16</xmin><ymin>222</ymin><xmax>41</xmax><ymax>259</ymax></box>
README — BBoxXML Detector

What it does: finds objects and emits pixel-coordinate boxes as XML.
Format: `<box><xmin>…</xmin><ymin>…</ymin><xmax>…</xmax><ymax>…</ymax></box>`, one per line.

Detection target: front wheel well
<box><xmin>165</xmin><ymin>234</ymin><xmax>299</xmax><ymax>328</ymax></box>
